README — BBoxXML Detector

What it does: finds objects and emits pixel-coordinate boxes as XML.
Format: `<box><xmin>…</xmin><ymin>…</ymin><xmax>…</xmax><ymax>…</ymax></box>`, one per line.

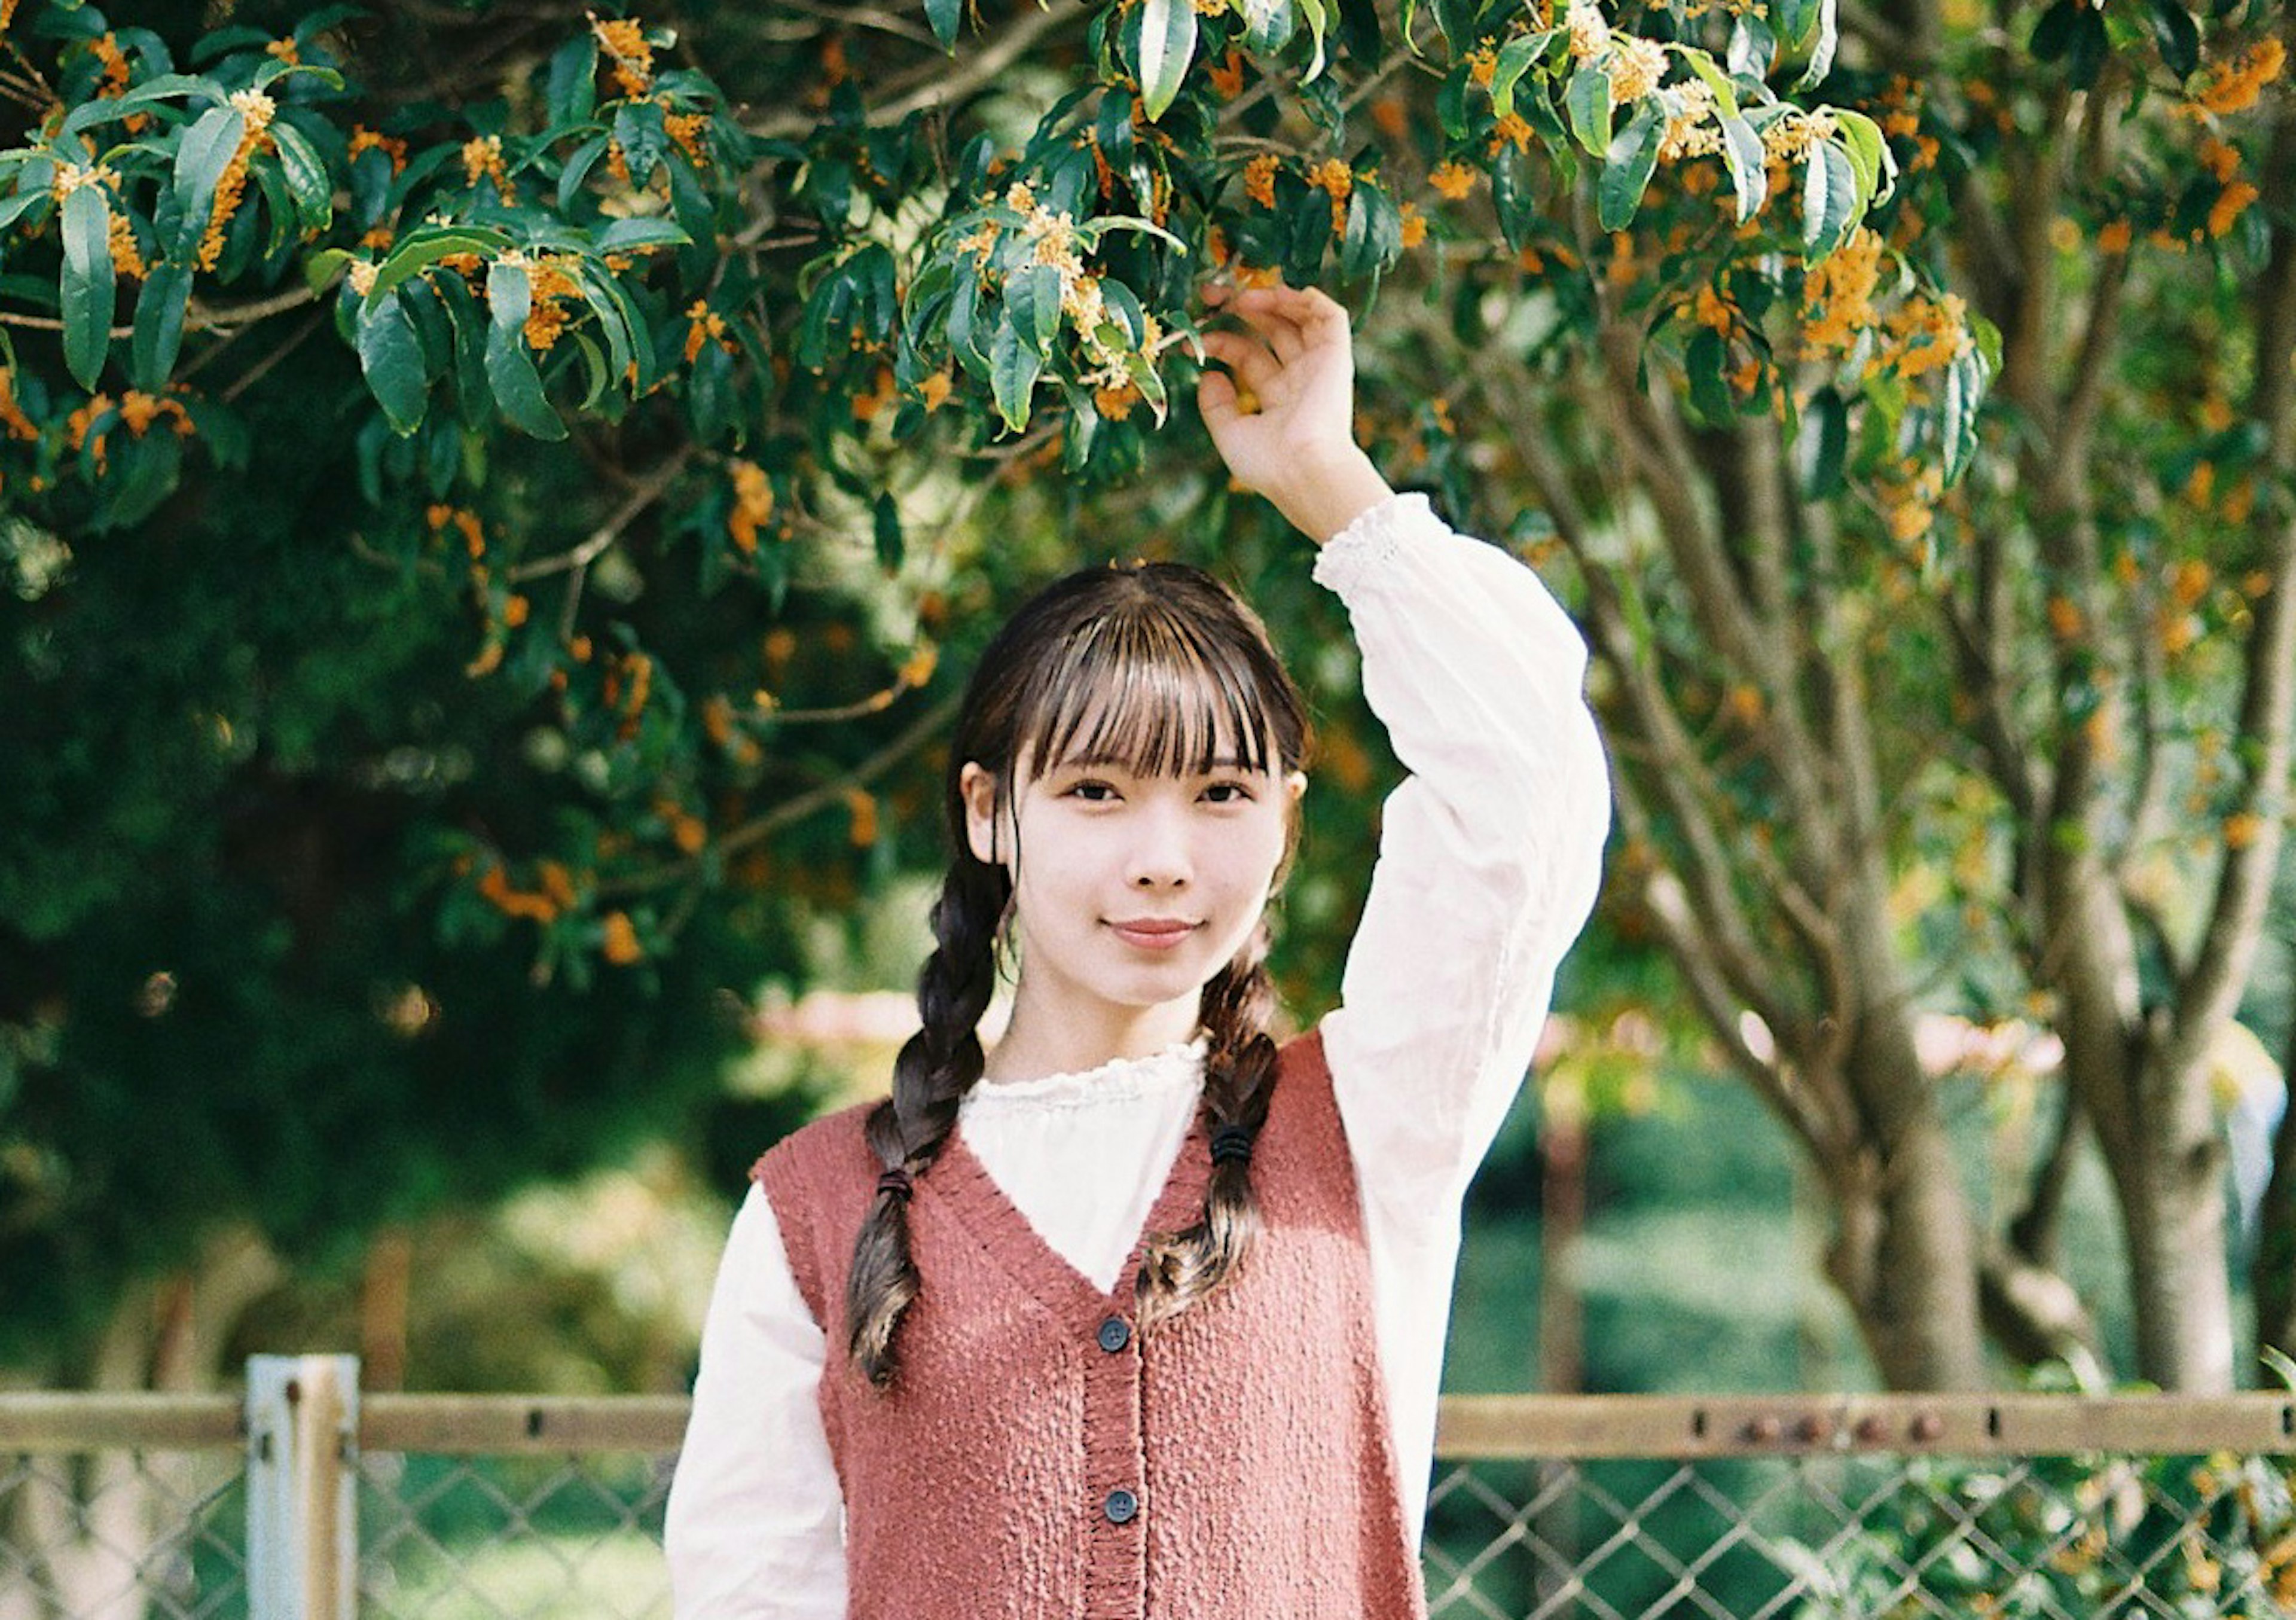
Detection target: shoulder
<box><xmin>749</xmin><ymin>1096</ymin><xmax>881</xmax><ymax>1203</ymax></box>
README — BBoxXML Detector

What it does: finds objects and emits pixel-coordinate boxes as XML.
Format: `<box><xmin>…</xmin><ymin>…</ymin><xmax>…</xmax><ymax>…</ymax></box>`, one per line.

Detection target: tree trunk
<box><xmin>2099</xmin><ymin>1053</ymin><xmax>2236</xmax><ymax>1391</ymax></box>
<box><xmin>2254</xmin><ymin>1006</ymin><xmax>2296</xmax><ymax>1370</ymax></box>
<box><xmin>1823</xmin><ymin>1108</ymin><xmax>1989</xmax><ymax>1390</ymax></box>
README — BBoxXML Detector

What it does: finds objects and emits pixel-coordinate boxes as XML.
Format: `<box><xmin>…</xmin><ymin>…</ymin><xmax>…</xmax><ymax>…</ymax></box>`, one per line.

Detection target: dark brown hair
<box><xmin>845</xmin><ymin>560</ymin><xmax>1312</xmax><ymax>1386</ymax></box>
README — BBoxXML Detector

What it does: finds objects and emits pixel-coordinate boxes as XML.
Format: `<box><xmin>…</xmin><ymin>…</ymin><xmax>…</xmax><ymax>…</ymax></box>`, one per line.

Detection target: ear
<box><xmin>1284</xmin><ymin>769</ymin><xmax>1307</xmax><ymax>804</ymax></box>
<box><xmin>959</xmin><ymin>761</ymin><xmax>1003</xmax><ymax>866</ymax></box>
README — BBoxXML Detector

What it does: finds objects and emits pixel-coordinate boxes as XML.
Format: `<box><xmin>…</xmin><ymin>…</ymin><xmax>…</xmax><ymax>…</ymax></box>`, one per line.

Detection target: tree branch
<box><xmin>599</xmin><ymin>690</ymin><xmax>960</xmax><ymax>899</ymax></box>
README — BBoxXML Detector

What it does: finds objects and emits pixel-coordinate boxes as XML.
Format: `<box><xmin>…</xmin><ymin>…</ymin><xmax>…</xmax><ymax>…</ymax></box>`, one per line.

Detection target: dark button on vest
<box><xmin>1096</xmin><ymin>1315</ymin><xmax>1131</xmax><ymax>1353</ymax></box>
<box><xmin>1104</xmin><ymin>1487</ymin><xmax>1140</xmax><ymax>1524</ymax></box>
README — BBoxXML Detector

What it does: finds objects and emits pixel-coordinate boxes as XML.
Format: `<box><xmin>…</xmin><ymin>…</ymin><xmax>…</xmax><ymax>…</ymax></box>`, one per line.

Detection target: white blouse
<box><xmin>664</xmin><ymin>493</ymin><xmax>1612</xmax><ymax>1619</ymax></box>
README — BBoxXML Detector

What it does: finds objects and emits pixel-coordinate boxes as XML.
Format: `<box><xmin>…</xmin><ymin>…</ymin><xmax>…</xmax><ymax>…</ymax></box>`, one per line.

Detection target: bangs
<box><xmin>1016</xmin><ymin>608</ymin><xmax>1284</xmax><ymax>781</ymax></box>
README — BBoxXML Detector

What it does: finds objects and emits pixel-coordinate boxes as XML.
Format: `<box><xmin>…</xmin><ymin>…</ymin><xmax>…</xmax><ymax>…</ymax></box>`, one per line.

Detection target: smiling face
<box><xmin>961</xmin><ymin>742</ymin><xmax>1302</xmax><ymax>1036</ymax></box>
<box><xmin>942</xmin><ymin>562</ymin><xmax>1312</xmax><ymax>1078</ymax></box>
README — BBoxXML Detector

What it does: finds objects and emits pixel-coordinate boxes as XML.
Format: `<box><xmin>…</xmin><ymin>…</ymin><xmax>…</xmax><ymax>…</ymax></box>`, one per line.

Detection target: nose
<box><xmin>1126</xmin><ymin>800</ymin><xmax>1192</xmax><ymax>889</ymax></box>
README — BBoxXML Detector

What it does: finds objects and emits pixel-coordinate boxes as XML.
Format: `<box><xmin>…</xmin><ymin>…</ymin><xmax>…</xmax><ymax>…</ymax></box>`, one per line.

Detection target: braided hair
<box><xmin>845</xmin><ymin>560</ymin><xmax>1311</xmax><ymax>1386</ymax></box>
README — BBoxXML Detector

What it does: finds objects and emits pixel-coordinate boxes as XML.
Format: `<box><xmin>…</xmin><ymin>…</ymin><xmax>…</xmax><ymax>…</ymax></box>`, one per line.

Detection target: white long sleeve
<box><xmin>1312</xmin><ymin>492</ymin><xmax>1611</xmax><ymax>1531</ymax></box>
<box><xmin>664</xmin><ymin>493</ymin><xmax>1608</xmax><ymax>1616</ymax></box>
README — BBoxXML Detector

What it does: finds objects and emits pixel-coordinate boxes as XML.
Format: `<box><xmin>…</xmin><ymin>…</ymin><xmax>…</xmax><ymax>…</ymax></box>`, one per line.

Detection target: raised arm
<box><xmin>1199</xmin><ymin>281</ymin><xmax>1609</xmax><ymax>1198</ymax></box>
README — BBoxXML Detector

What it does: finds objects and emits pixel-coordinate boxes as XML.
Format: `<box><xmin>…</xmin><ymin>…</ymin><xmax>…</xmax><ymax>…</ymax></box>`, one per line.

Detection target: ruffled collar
<box><xmin>961</xmin><ymin>1037</ymin><xmax>1207</xmax><ymax>1113</ymax></box>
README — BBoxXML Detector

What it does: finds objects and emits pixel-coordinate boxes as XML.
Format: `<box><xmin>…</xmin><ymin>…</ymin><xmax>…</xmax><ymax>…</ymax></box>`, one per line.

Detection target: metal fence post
<box><xmin>246</xmin><ymin>1353</ymin><xmax>359</xmax><ymax>1620</ymax></box>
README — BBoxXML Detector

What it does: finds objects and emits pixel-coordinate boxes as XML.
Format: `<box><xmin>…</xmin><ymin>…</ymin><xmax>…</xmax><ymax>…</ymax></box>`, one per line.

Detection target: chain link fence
<box><xmin>5</xmin><ymin>1377</ymin><xmax>2294</xmax><ymax>1618</ymax></box>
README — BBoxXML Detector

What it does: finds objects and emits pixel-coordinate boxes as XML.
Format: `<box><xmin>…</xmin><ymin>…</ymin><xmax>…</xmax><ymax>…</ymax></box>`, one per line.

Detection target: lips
<box><xmin>1107</xmin><ymin>918</ymin><xmax>1199</xmax><ymax>950</ymax></box>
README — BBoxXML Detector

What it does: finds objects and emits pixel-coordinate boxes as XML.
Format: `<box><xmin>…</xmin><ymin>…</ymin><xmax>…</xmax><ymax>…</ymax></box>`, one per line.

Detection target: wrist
<box><xmin>1273</xmin><ymin>446</ymin><xmax>1394</xmax><ymax>546</ymax></box>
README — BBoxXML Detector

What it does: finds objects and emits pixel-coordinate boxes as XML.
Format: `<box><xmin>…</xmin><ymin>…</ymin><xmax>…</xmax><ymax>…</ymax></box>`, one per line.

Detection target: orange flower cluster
<box><xmin>591</xmin><ymin>14</ymin><xmax>655</xmax><ymax>98</ymax></box>
<box><xmin>655</xmin><ymin>797</ymin><xmax>707</xmax><ymax>855</ymax></box>
<box><xmin>917</xmin><ymin>370</ymin><xmax>952</xmax><ymax>410</ymax></box>
<box><xmin>603</xmin><ymin>648</ymin><xmax>654</xmax><ymax>738</ymax></box>
<box><xmin>2097</xmin><ymin>218</ymin><xmax>2133</xmax><ymax>255</ymax></box>
<box><xmin>462</xmin><ymin>133</ymin><xmax>512</xmax><ymax>198</ymax></box>
<box><xmin>666</xmin><ymin>109</ymin><xmax>710</xmax><ymax>166</ymax></box>
<box><xmin>518</xmin><ymin>256</ymin><xmax>584</xmax><ymax>350</ymax></box>
<box><xmin>2209</xmin><ymin>180</ymin><xmax>2260</xmax><ymax>236</ymax></box>
<box><xmin>1882</xmin><ymin>291</ymin><xmax>1971</xmax><ymax>379</ymax></box>
<box><xmin>427</xmin><ymin>505</ymin><xmax>487</xmax><ymax>570</ymax></box>
<box><xmin>683</xmin><ymin>298</ymin><xmax>732</xmax><ymax>362</ymax></box>
<box><xmin>479</xmin><ymin>859</ymin><xmax>577</xmax><ymax>924</ymax></box>
<box><xmin>1399</xmin><ymin>202</ymin><xmax>1428</xmax><ymax>249</ymax></box>
<box><xmin>1428</xmin><ymin>161</ymin><xmax>1477</xmax><ymax>200</ymax></box>
<box><xmin>109</xmin><ymin>209</ymin><xmax>146</xmax><ymax>279</ymax></box>
<box><xmin>1094</xmin><ymin>382</ymin><xmax>1141</xmax><ymax>420</ymax></box>
<box><xmin>90</xmin><ymin>32</ymin><xmax>130</xmax><ymax>93</ymax></box>
<box><xmin>1308</xmin><ymin>157</ymin><xmax>1353</xmax><ymax>236</ymax></box>
<box><xmin>0</xmin><ymin>370</ymin><xmax>37</xmax><ymax>442</ymax></box>
<box><xmin>1799</xmin><ymin>225</ymin><xmax>1883</xmax><ymax>355</ymax></box>
<box><xmin>348</xmin><ymin>126</ymin><xmax>409</xmax><ymax>174</ymax></box>
<box><xmin>199</xmin><ymin>90</ymin><xmax>277</xmax><ymax>271</ymax></box>
<box><xmin>2193</xmin><ymin>37</ymin><xmax>2285</xmax><ymax>115</ymax></box>
<box><xmin>1244</xmin><ymin>153</ymin><xmax>1280</xmax><ymax>208</ymax></box>
<box><xmin>1207</xmin><ymin>49</ymin><xmax>1246</xmax><ymax>98</ymax></box>
<box><xmin>725</xmin><ymin>460</ymin><xmax>772</xmax><ymax>554</ymax></box>
<box><xmin>601</xmin><ymin>911</ymin><xmax>643</xmax><ymax>963</ymax></box>
<box><xmin>66</xmin><ymin>389</ymin><xmax>191</xmax><ymax>471</ymax></box>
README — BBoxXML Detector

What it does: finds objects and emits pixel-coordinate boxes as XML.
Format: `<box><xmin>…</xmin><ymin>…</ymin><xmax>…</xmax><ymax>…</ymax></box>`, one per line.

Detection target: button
<box><xmin>1104</xmin><ymin>1487</ymin><xmax>1139</xmax><ymax>1524</ymax></box>
<box><xmin>1096</xmin><ymin>1316</ymin><xmax>1131</xmax><ymax>1353</ymax></box>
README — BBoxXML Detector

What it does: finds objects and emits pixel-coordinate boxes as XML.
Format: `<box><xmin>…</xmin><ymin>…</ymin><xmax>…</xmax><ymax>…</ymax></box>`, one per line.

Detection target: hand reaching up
<box><xmin>1196</xmin><ymin>282</ymin><xmax>1394</xmax><ymax>545</ymax></box>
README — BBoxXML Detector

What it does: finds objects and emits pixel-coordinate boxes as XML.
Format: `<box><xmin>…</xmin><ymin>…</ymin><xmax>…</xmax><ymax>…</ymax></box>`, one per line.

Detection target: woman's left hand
<box><xmin>1196</xmin><ymin>282</ymin><xmax>1394</xmax><ymax>545</ymax></box>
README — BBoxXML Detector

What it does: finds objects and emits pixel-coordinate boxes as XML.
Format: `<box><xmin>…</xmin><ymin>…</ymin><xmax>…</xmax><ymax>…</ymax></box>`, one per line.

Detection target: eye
<box><xmin>1064</xmin><ymin>779</ymin><xmax>1121</xmax><ymax>803</ymax></box>
<box><xmin>1201</xmin><ymin>780</ymin><xmax>1256</xmax><ymax>805</ymax></box>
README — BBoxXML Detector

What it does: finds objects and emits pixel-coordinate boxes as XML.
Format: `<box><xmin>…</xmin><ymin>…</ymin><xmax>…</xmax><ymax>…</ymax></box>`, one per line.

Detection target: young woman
<box><xmin>664</xmin><ymin>283</ymin><xmax>1610</xmax><ymax>1618</ymax></box>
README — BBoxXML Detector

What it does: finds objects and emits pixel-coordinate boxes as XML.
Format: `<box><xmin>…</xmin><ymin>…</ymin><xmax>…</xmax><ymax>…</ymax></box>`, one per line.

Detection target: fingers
<box><xmin>1202</xmin><ymin>281</ymin><xmax>1349</xmax><ymax>376</ymax></box>
<box><xmin>1196</xmin><ymin>328</ymin><xmax>1281</xmax><ymax>402</ymax></box>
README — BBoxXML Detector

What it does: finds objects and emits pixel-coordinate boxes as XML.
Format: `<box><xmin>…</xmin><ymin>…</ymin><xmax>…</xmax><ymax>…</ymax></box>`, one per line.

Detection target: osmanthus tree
<box><xmin>1359</xmin><ymin>0</ymin><xmax>2294</xmax><ymax>1389</ymax></box>
<box><xmin>0</xmin><ymin>0</ymin><xmax>1933</xmax><ymax>1401</ymax></box>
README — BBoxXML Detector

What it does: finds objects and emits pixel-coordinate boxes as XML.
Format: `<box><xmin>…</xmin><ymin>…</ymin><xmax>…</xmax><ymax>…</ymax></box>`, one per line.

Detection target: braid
<box><xmin>1134</xmin><ymin>920</ymin><xmax>1281</xmax><ymax>1331</ymax></box>
<box><xmin>845</xmin><ymin>856</ymin><xmax>1003</xmax><ymax>1386</ymax></box>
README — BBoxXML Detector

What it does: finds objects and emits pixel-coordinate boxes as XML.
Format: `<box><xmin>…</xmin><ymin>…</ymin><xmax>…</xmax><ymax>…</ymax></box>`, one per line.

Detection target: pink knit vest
<box><xmin>752</xmin><ymin>1028</ymin><xmax>1429</xmax><ymax>1620</ymax></box>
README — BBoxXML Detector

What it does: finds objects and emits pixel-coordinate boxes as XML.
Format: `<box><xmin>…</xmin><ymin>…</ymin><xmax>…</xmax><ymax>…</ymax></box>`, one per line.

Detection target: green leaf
<box><xmin>1244</xmin><ymin>0</ymin><xmax>1296</xmax><ymax>56</ymax></box>
<box><xmin>547</xmin><ymin>35</ymin><xmax>600</xmax><ymax>124</ymax></box>
<box><xmin>1788</xmin><ymin>0</ymin><xmax>1837</xmax><ymax>87</ymax></box>
<box><xmin>60</xmin><ymin>183</ymin><xmax>114</xmax><ymax>392</ymax></box>
<box><xmin>1718</xmin><ymin>114</ymin><xmax>1767</xmax><ymax>222</ymax></box>
<box><xmin>484</xmin><ymin>261</ymin><xmax>569</xmax><ymax>441</ymax></box>
<box><xmin>925</xmin><ymin>0</ymin><xmax>962</xmax><ymax>50</ymax></box>
<box><xmin>1941</xmin><ymin>346</ymin><xmax>1988</xmax><ymax>483</ymax></box>
<box><xmin>593</xmin><ymin>216</ymin><xmax>690</xmax><ymax>254</ymax></box>
<box><xmin>1135</xmin><ymin>0</ymin><xmax>1199</xmax><ymax>123</ymax></box>
<box><xmin>1832</xmin><ymin>109</ymin><xmax>1892</xmax><ymax>206</ymax></box>
<box><xmin>269</xmin><ymin>121</ymin><xmax>333</xmax><ymax>237</ymax></box>
<box><xmin>1796</xmin><ymin>386</ymin><xmax>1848</xmax><ymax>497</ymax></box>
<box><xmin>2029</xmin><ymin>0</ymin><xmax>2080</xmax><ymax>59</ymax></box>
<box><xmin>1684</xmin><ymin>327</ymin><xmax>1735</xmax><ymax>423</ymax></box>
<box><xmin>873</xmin><ymin>492</ymin><xmax>905</xmax><ymax>571</ymax></box>
<box><xmin>1801</xmin><ymin>142</ymin><xmax>1858</xmax><ymax>254</ymax></box>
<box><xmin>989</xmin><ymin>316</ymin><xmax>1040</xmax><ymax>431</ymax></box>
<box><xmin>169</xmin><ymin>103</ymin><xmax>245</xmax><ymax>263</ymax></box>
<box><xmin>60</xmin><ymin>73</ymin><xmax>208</xmax><ymax>140</ymax></box>
<box><xmin>1492</xmin><ymin>30</ymin><xmax>1561</xmax><ymax>120</ymax></box>
<box><xmin>1004</xmin><ymin>261</ymin><xmax>1063</xmax><ymax>356</ymax></box>
<box><xmin>1598</xmin><ymin>103</ymin><xmax>1664</xmax><ymax>230</ymax></box>
<box><xmin>370</xmin><ymin>227</ymin><xmax>513</xmax><ymax>301</ymax></box>
<box><xmin>1297</xmin><ymin>0</ymin><xmax>1333</xmax><ymax>81</ymax></box>
<box><xmin>356</xmin><ymin>288</ymin><xmax>429</xmax><ymax>435</ymax></box>
<box><xmin>1566</xmin><ymin>65</ymin><xmax>1613</xmax><ymax>158</ymax></box>
<box><xmin>1668</xmin><ymin>44</ymin><xmax>1743</xmax><ymax>119</ymax></box>
<box><xmin>130</xmin><ymin>259</ymin><xmax>193</xmax><ymax>390</ymax></box>
<box><xmin>2147</xmin><ymin>0</ymin><xmax>2200</xmax><ymax>76</ymax></box>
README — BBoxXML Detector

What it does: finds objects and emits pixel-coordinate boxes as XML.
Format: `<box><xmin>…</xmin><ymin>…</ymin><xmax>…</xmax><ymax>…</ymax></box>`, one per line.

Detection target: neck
<box><xmin>982</xmin><ymin>981</ymin><xmax>1201</xmax><ymax>1084</ymax></box>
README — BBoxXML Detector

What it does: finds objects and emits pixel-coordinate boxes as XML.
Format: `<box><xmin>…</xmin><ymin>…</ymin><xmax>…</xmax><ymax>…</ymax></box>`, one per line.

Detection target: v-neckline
<box><xmin>933</xmin><ymin>1108</ymin><xmax>1212</xmax><ymax>1312</ymax></box>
